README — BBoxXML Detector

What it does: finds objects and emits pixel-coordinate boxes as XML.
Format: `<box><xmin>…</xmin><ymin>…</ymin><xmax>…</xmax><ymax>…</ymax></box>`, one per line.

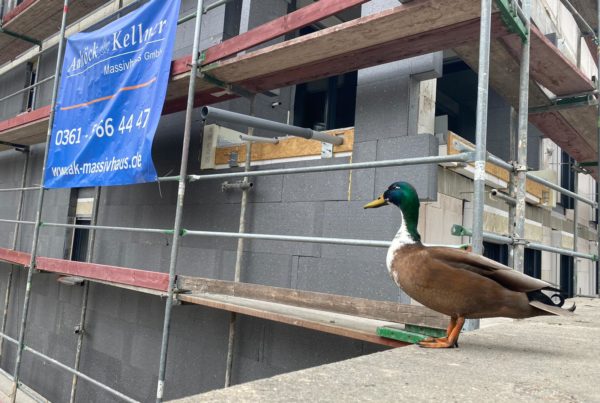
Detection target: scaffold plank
<box><xmin>35</xmin><ymin>257</ymin><xmax>170</xmax><ymax>292</ymax></box>
<box><xmin>0</xmin><ymin>247</ymin><xmax>169</xmax><ymax>292</ymax></box>
<box><xmin>177</xmin><ymin>276</ymin><xmax>448</xmax><ymax>329</ymax></box>
<box><xmin>203</xmin><ymin>0</ymin><xmax>369</xmax><ymax>65</ymax></box>
<box><xmin>203</xmin><ymin>0</ymin><xmax>484</xmax><ymax>86</ymax></box>
<box><xmin>501</xmin><ymin>25</ymin><xmax>595</xmax><ymax>97</ymax></box>
<box><xmin>0</xmin><ymin>0</ymin><xmax>111</xmax><ymax>66</ymax></box>
<box><xmin>178</xmin><ymin>292</ymin><xmax>410</xmax><ymax>348</ymax></box>
<box><xmin>0</xmin><ymin>248</ymin><xmax>30</xmax><ymax>266</ymax></box>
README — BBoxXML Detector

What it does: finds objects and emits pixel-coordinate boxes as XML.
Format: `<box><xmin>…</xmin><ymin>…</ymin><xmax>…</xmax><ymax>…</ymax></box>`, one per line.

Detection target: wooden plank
<box><xmin>237</xmin><ymin>16</ymin><xmax>509</xmax><ymax>94</ymax></box>
<box><xmin>501</xmin><ymin>26</ymin><xmax>595</xmax><ymax>97</ymax></box>
<box><xmin>529</xmin><ymin>111</ymin><xmax>597</xmax><ymax>164</ymax></box>
<box><xmin>178</xmin><ymin>292</ymin><xmax>409</xmax><ymax>348</ymax></box>
<box><xmin>1</xmin><ymin>0</ymin><xmax>110</xmax><ymax>66</ymax></box>
<box><xmin>0</xmin><ymin>247</ymin><xmax>30</xmax><ymax>267</ymax></box>
<box><xmin>35</xmin><ymin>257</ymin><xmax>170</xmax><ymax>292</ymax></box>
<box><xmin>454</xmin><ymin>36</ymin><xmax>551</xmax><ymax>109</ymax></box>
<box><xmin>203</xmin><ymin>0</ymin><xmax>369</xmax><ymax>65</ymax></box>
<box><xmin>205</xmin><ymin>0</ymin><xmax>483</xmax><ymax>85</ymax></box>
<box><xmin>214</xmin><ymin>128</ymin><xmax>353</xmax><ymax>165</ymax></box>
<box><xmin>447</xmin><ymin>132</ymin><xmax>547</xmax><ymax>200</ymax></box>
<box><xmin>177</xmin><ymin>276</ymin><xmax>448</xmax><ymax>329</ymax></box>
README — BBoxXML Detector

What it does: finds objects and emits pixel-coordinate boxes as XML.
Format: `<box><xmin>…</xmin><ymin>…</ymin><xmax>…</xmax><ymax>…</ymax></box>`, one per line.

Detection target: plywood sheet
<box><xmin>447</xmin><ymin>132</ymin><xmax>547</xmax><ymax>200</ymax></box>
<box><xmin>214</xmin><ymin>128</ymin><xmax>353</xmax><ymax>166</ymax></box>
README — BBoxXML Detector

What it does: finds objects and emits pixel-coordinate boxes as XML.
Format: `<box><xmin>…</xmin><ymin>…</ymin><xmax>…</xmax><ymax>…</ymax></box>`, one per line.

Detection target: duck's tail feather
<box><xmin>527</xmin><ymin>289</ymin><xmax>575</xmax><ymax>316</ymax></box>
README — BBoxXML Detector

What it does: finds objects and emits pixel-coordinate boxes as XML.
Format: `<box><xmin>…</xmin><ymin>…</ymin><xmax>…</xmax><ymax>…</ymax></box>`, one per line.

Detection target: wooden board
<box><xmin>205</xmin><ymin>0</ymin><xmax>484</xmax><ymax>85</ymax></box>
<box><xmin>214</xmin><ymin>128</ymin><xmax>353</xmax><ymax>166</ymax></box>
<box><xmin>1</xmin><ymin>0</ymin><xmax>110</xmax><ymax>66</ymax></box>
<box><xmin>501</xmin><ymin>26</ymin><xmax>595</xmax><ymax>97</ymax></box>
<box><xmin>447</xmin><ymin>132</ymin><xmax>548</xmax><ymax>200</ymax></box>
<box><xmin>0</xmin><ymin>247</ymin><xmax>30</xmax><ymax>266</ymax></box>
<box><xmin>0</xmin><ymin>246</ymin><xmax>169</xmax><ymax>292</ymax></box>
<box><xmin>203</xmin><ymin>0</ymin><xmax>369</xmax><ymax>65</ymax></box>
<box><xmin>454</xmin><ymin>37</ymin><xmax>551</xmax><ymax>109</ymax></box>
<box><xmin>454</xmin><ymin>30</ymin><xmax>597</xmax><ymax>175</ymax></box>
<box><xmin>177</xmin><ymin>276</ymin><xmax>448</xmax><ymax>329</ymax></box>
<box><xmin>178</xmin><ymin>292</ymin><xmax>409</xmax><ymax>348</ymax></box>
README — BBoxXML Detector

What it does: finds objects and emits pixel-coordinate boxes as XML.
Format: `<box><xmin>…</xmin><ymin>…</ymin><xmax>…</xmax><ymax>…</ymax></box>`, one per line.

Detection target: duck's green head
<box><xmin>363</xmin><ymin>181</ymin><xmax>419</xmax><ymax>212</ymax></box>
<box><xmin>363</xmin><ymin>181</ymin><xmax>421</xmax><ymax>242</ymax></box>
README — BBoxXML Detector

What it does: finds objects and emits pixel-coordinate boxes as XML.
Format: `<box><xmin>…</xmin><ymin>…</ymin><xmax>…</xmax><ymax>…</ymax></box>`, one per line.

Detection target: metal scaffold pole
<box><xmin>156</xmin><ymin>0</ymin><xmax>204</xmax><ymax>401</ymax></box>
<box><xmin>472</xmin><ymin>0</ymin><xmax>493</xmax><ymax>255</ymax></box>
<box><xmin>70</xmin><ymin>187</ymin><xmax>101</xmax><ymax>403</ymax></box>
<box><xmin>573</xmin><ymin>167</ymin><xmax>579</xmax><ymax>295</ymax></box>
<box><xmin>10</xmin><ymin>1</ymin><xmax>69</xmax><ymax>401</ymax></box>
<box><xmin>507</xmin><ymin>108</ymin><xmax>517</xmax><ymax>268</ymax></box>
<box><xmin>513</xmin><ymin>0</ymin><xmax>532</xmax><ymax>273</ymax></box>
<box><xmin>0</xmin><ymin>148</ymin><xmax>29</xmax><ymax>360</ymax></box>
<box><xmin>224</xmin><ymin>97</ymin><xmax>255</xmax><ymax>388</ymax></box>
<box><xmin>596</xmin><ymin>0</ymin><xmax>600</xmax><ymax>296</ymax></box>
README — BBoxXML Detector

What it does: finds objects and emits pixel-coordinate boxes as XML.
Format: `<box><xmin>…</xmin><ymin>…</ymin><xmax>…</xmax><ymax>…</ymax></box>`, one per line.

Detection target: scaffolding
<box><xmin>0</xmin><ymin>0</ymin><xmax>598</xmax><ymax>401</ymax></box>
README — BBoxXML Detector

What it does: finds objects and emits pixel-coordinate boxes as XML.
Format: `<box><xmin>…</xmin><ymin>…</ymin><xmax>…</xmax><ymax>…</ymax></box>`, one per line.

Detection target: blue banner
<box><xmin>44</xmin><ymin>0</ymin><xmax>181</xmax><ymax>188</ymax></box>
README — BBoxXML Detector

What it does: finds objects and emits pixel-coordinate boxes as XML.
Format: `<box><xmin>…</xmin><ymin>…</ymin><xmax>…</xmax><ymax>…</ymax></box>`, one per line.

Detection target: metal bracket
<box><xmin>510</xmin><ymin>236</ymin><xmax>528</xmax><ymax>246</ymax></box>
<box><xmin>0</xmin><ymin>140</ymin><xmax>29</xmax><ymax>152</ymax></box>
<box><xmin>494</xmin><ymin>0</ymin><xmax>528</xmax><ymax>42</ymax></box>
<box><xmin>529</xmin><ymin>94</ymin><xmax>597</xmax><ymax>114</ymax></box>
<box><xmin>199</xmin><ymin>71</ymin><xmax>256</xmax><ymax>99</ymax></box>
<box><xmin>221</xmin><ymin>181</ymin><xmax>253</xmax><ymax>192</ymax></box>
<box><xmin>0</xmin><ymin>28</ymin><xmax>41</xmax><ymax>46</ymax></box>
<box><xmin>451</xmin><ymin>224</ymin><xmax>472</xmax><ymax>237</ymax></box>
<box><xmin>512</xmin><ymin>162</ymin><xmax>527</xmax><ymax>172</ymax></box>
<box><xmin>321</xmin><ymin>142</ymin><xmax>333</xmax><ymax>158</ymax></box>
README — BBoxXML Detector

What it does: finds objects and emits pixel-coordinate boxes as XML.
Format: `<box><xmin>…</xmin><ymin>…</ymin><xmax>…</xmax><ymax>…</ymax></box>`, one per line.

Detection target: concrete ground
<box><xmin>174</xmin><ymin>297</ymin><xmax>600</xmax><ymax>403</ymax></box>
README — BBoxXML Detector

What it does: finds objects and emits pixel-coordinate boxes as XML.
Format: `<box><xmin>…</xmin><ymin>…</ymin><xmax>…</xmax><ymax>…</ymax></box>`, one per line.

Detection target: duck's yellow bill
<box><xmin>363</xmin><ymin>195</ymin><xmax>388</xmax><ymax>209</ymax></box>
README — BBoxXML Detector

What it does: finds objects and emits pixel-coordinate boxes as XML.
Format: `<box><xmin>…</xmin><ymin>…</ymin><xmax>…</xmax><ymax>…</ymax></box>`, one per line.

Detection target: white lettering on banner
<box><xmin>67</xmin><ymin>19</ymin><xmax>168</xmax><ymax>74</ymax></box>
<box><xmin>112</xmin><ymin>20</ymin><xmax>168</xmax><ymax>50</ymax></box>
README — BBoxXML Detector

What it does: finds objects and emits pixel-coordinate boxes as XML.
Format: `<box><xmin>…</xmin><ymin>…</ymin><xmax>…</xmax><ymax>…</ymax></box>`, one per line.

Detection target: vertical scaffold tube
<box><xmin>508</xmin><ymin>108</ymin><xmax>517</xmax><ymax>268</ymax></box>
<box><xmin>0</xmin><ymin>150</ymin><xmax>29</xmax><ymax>360</ymax></box>
<box><xmin>573</xmin><ymin>169</ymin><xmax>579</xmax><ymax>295</ymax></box>
<box><xmin>472</xmin><ymin>0</ymin><xmax>493</xmax><ymax>255</ymax></box>
<box><xmin>10</xmin><ymin>1</ymin><xmax>70</xmax><ymax>401</ymax></box>
<box><xmin>514</xmin><ymin>0</ymin><xmax>532</xmax><ymax>273</ymax></box>
<box><xmin>224</xmin><ymin>97</ymin><xmax>255</xmax><ymax>388</ymax></box>
<box><xmin>70</xmin><ymin>187</ymin><xmax>101</xmax><ymax>403</ymax></box>
<box><xmin>596</xmin><ymin>0</ymin><xmax>600</xmax><ymax>297</ymax></box>
<box><xmin>156</xmin><ymin>1</ymin><xmax>204</xmax><ymax>401</ymax></box>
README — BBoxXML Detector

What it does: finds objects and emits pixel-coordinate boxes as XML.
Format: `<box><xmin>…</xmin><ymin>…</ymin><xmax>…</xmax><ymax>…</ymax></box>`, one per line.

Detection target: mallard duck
<box><xmin>364</xmin><ymin>181</ymin><xmax>575</xmax><ymax>348</ymax></box>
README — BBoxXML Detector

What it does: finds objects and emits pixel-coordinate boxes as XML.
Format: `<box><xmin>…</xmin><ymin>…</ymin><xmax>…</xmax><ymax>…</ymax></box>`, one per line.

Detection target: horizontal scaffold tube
<box><xmin>526</xmin><ymin>172</ymin><xmax>597</xmax><ymax>207</ymax></box>
<box><xmin>0</xmin><ymin>331</ymin><xmax>138</xmax><ymax>402</ymax></box>
<box><xmin>484</xmin><ymin>232</ymin><xmax>596</xmax><ymax>261</ymax></box>
<box><xmin>0</xmin><ymin>187</ymin><xmax>41</xmax><ymax>193</ymax></box>
<box><xmin>201</xmin><ymin>106</ymin><xmax>344</xmax><ymax>145</ymax></box>
<box><xmin>166</xmin><ymin>153</ymin><xmax>474</xmax><ymax>182</ymax></box>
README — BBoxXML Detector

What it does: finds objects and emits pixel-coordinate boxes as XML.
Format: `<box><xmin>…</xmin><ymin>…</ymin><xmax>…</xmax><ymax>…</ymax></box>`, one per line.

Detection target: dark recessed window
<box><xmin>524</xmin><ymin>248</ymin><xmax>541</xmax><ymax>279</ymax></box>
<box><xmin>483</xmin><ymin>241</ymin><xmax>508</xmax><ymax>265</ymax></box>
<box><xmin>560</xmin><ymin>255</ymin><xmax>574</xmax><ymax>298</ymax></box>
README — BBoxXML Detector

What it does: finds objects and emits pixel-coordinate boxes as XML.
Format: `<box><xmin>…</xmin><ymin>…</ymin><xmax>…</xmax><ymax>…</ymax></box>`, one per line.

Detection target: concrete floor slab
<box><xmin>173</xmin><ymin>297</ymin><xmax>600</xmax><ymax>403</ymax></box>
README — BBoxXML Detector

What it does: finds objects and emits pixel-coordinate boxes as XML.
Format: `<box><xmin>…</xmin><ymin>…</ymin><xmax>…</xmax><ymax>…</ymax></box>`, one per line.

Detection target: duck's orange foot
<box><xmin>418</xmin><ymin>338</ymin><xmax>458</xmax><ymax>348</ymax></box>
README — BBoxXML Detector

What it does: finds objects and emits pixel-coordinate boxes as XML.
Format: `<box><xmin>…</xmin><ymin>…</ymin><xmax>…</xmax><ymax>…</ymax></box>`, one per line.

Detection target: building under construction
<box><xmin>0</xmin><ymin>0</ymin><xmax>598</xmax><ymax>401</ymax></box>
